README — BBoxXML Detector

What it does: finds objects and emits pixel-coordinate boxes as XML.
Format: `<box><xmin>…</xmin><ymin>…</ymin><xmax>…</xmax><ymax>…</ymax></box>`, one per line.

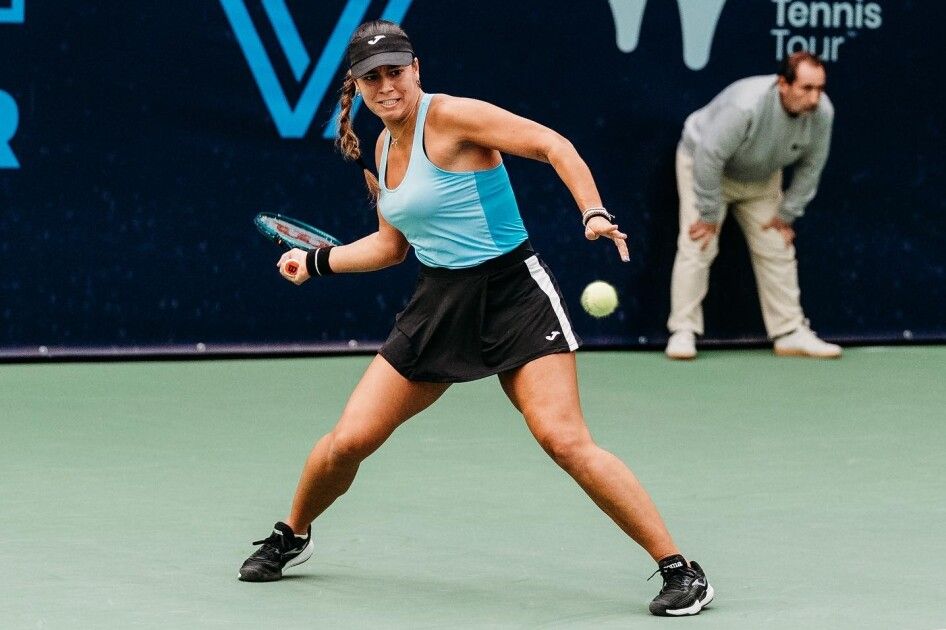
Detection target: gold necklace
<box><xmin>389</xmin><ymin>120</ymin><xmax>410</xmax><ymax>147</ymax></box>
<box><xmin>388</xmin><ymin>93</ymin><xmax>422</xmax><ymax>148</ymax></box>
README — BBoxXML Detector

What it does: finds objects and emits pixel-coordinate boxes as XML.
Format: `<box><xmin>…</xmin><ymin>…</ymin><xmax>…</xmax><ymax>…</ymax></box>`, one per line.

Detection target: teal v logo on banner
<box><xmin>220</xmin><ymin>0</ymin><xmax>414</xmax><ymax>139</ymax></box>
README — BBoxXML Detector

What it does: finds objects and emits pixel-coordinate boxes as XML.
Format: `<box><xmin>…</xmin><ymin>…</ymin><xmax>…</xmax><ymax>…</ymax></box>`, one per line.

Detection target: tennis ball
<box><xmin>580</xmin><ymin>281</ymin><xmax>619</xmax><ymax>318</ymax></box>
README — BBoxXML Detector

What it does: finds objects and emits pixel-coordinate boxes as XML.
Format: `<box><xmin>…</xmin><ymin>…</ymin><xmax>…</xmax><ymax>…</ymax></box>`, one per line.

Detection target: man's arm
<box><xmin>691</xmin><ymin>105</ymin><xmax>752</xmax><ymax>223</ymax></box>
<box><xmin>780</xmin><ymin>107</ymin><xmax>834</xmax><ymax>223</ymax></box>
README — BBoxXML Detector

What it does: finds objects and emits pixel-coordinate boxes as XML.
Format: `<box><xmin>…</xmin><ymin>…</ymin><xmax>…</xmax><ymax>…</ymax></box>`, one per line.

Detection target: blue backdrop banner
<box><xmin>1</xmin><ymin>1</ymin><xmax>943</xmax><ymax>356</ymax></box>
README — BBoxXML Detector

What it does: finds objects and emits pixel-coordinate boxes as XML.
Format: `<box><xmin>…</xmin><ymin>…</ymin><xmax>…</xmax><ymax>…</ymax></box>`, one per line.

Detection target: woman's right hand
<box><xmin>277</xmin><ymin>248</ymin><xmax>311</xmax><ymax>285</ymax></box>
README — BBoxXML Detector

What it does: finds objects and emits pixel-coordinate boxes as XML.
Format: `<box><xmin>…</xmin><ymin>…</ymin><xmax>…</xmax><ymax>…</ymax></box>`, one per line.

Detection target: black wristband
<box><xmin>305</xmin><ymin>250</ymin><xmax>317</xmax><ymax>277</ymax></box>
<box><xmin>317</xmin><ymin>246</ymin><xmax>335</xmax><ymax>276</ymax></box>
<box><xmin>305</xmin><ymin>246</ymin><xmax>336</xmax><ymax>277</ymax></box>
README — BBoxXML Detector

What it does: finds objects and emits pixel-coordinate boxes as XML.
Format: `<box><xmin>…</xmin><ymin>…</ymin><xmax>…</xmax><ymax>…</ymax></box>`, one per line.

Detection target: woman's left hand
<box><xmin>584</xmin><ymin>216</ymin><xmax>630</xmax><ymax>262</ymax></box>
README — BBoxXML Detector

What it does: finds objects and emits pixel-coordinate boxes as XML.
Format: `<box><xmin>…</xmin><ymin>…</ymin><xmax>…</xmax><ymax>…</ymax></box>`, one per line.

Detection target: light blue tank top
<box><xmin>378</xmin><ymin>93</ymin><xmax>529</xmax><ymax>269</ymax></box>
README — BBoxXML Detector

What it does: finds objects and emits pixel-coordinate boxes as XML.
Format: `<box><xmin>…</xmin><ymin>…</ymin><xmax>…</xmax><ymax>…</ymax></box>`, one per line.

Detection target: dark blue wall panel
<box><xmin>1</xmin><ymin>1</ymin><xmax>943</xmax><ymax>355</ymax></box>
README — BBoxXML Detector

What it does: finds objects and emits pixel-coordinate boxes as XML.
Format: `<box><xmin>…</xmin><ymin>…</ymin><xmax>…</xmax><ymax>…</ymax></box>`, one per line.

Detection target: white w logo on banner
<box><xmin>220</xmin><ymin>0</ymin><xmax>413</xmax><ymax>139</ymax></box>
<box><xmin>607</xmin><ymin>0</ymin><xmax>728</xmax><ymax>70</ymax></box>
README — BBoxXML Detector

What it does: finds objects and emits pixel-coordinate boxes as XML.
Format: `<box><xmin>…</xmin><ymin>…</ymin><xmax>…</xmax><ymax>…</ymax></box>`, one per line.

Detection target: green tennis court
<box><xmin>2</xmin><ymin>347</ymin><xmax>944</xmax><ymax>629</ymax></box>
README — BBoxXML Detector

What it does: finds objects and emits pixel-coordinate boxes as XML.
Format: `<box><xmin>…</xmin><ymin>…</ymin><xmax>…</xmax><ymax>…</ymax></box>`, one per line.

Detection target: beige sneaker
<box><xmin>773</xmin><ymin>325</ymin><xmax>841</xmax><ymax>358</ymax></box>
<box><xmin>665</xmin><ymin>330</ymin><xmax>697</xmax><ymax>360</ymax></box>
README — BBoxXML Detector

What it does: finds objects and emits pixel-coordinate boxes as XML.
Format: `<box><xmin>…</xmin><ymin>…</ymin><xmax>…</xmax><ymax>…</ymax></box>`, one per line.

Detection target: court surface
<box><xmin>1</xmin><ymin>347</ymin><xmax>944</xmax><ymax>629</ymax></box>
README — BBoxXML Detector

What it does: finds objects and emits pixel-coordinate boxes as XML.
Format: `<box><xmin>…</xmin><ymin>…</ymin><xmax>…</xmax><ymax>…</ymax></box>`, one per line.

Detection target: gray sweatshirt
<box><xmin>679</xmin><ymin>75</ymin><xmax>833</xmax><ymax>224</ymax></box>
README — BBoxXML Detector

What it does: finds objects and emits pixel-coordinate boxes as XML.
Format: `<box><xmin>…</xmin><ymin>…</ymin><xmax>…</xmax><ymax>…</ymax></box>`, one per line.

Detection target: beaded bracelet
<box><xmin>582</xmin><ymin>207</ymin><xmax>615</xmax><ymax>226</ymax></box>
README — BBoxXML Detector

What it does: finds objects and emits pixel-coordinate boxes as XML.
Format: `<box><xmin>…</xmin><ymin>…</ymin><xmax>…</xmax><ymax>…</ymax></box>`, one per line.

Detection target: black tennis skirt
<box><xmin>379</xmin><ymin>241</ymin><xmax>581</xmax><ymax>383</ymax></box>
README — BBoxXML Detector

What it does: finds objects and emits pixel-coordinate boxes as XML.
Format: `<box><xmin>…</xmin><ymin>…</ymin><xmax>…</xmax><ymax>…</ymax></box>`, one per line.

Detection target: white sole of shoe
<box><xmin>773</xmin><ymin>347</ymin><xmax>841</xmax><ymax>358</ymax></box>
<box><xmin>665</xmin><ymin>347</ymin><xmax>697</xmax><ymax>360</ymax></box>
<box><xmin>284</xmin><ymin>539</ymin><xmax>315</xmax><ymax>572</ymax></box>
<box><xmin>665</xmin><ymin>583</ymin><xmax>715</xmax><ymax>616</ymax></box>
<box><xmin>700</xmin><ymin>583</ymin><xmax>715</xmax><ymax>608</ymax></box>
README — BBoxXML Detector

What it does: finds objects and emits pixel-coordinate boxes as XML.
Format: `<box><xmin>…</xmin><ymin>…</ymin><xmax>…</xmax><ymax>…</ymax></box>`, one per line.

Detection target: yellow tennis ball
<box><xmin>580</xmin><ymin>281</ymin><xmax>619</xmax><ymax>318</ymax></box>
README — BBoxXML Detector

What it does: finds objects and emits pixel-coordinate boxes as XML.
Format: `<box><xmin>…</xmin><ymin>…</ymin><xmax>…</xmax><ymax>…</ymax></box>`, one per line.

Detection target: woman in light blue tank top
<box><xmin>246</xmin><ymin>20</ymin><xmax>713</xmax><ymax>617</ymax></box>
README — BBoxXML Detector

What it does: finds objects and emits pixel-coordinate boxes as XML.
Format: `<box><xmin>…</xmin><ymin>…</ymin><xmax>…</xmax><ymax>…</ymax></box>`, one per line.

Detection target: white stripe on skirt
<box><xmin>524</xmin><ymin>256</ymin><xmax>579</xmax><ymax>351</ymax></box>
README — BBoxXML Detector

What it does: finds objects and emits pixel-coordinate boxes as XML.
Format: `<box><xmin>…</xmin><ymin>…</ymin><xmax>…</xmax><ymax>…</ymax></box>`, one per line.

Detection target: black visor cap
<box><xmin>347</xmin><ymin>33</ymin><xmax>414</xmax><ymax>78</ymax></box>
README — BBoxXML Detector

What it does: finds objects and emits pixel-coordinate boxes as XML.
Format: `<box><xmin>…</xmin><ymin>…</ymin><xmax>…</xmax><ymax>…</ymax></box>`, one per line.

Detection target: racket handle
<box><xmin>285</xmin><ymin>261</ymin><xmax>299</xmax><ymax>276</ymax></box>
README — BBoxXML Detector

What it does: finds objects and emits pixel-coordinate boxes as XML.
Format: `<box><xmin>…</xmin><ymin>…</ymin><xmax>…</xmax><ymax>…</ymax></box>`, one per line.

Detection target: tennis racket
<box><xmin>254</xmin><ymin>212</ymin><xmax>342</xmax><ymax>277</ymax></box>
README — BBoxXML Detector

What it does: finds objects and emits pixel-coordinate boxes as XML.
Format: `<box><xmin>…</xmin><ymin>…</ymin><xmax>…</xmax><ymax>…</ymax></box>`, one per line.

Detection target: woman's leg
<box><xmin>285</xmin><ymin>355</ymin><xmax>450</xmax><ymax>533</ymax></box>
<box><xmin>498</xmin><ymin>352</ymin><xmax>678</xmax><ymax>561</ymax></box>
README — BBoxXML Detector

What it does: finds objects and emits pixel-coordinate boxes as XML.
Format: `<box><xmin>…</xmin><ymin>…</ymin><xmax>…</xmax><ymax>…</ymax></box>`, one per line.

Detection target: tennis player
<box><xmin>239</xmin><ymin>20</ymin><xmax>713</xmax><ymax>617</ymax></box>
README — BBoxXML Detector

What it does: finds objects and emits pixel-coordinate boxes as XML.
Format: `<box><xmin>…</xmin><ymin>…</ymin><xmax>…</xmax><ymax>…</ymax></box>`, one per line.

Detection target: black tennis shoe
<box><xmin>648</xmin><ymin>554</ymin><xmax>714</xmax><ymax>616</ymax></box>
<box><xmin>238</xmin><ymin>522</ymin><xmax>314</xmax><ymax>582</ymax></box>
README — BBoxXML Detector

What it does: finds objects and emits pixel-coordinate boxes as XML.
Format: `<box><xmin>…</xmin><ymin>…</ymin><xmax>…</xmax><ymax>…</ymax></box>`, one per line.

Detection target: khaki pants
<box><xmin>668</xmin><ymin>148</ymin><xmax>805</xmax><ymax>338</ymax></box>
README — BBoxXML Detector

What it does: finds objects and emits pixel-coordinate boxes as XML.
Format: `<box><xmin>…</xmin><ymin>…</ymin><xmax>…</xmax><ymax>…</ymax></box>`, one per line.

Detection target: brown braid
<box><xmin>338</xmin><ymin>20</ymin><xmax>413</xmax><ymax>200</ymax></box>
<box><xmin>335</xmin><ymin>72</ymin><xmax>380</xmax><ymax>201</ymax></box>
